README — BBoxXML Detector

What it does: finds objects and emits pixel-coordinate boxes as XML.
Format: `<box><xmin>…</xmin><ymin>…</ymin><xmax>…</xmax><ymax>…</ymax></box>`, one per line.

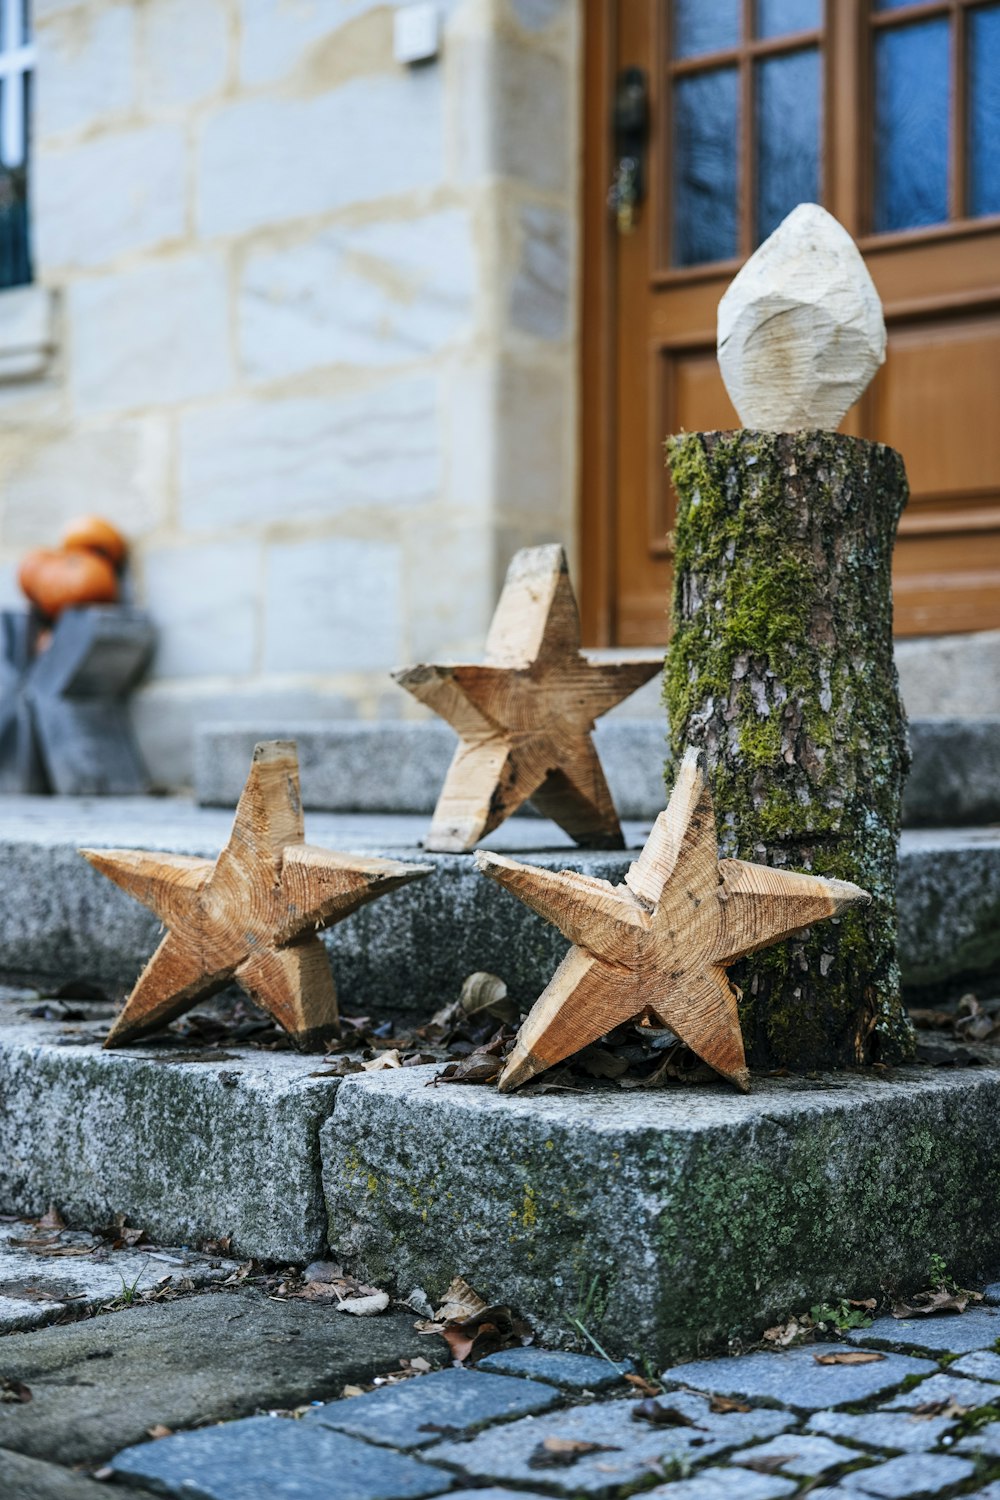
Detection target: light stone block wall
<box><xmin>0</xmin><ymin>0</ymin><xmax>581</xmax><ymax>785</ymax></box>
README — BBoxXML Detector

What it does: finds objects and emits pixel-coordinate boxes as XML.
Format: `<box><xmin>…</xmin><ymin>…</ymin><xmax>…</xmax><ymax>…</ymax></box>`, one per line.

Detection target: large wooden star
<box><xmin>84</xmin><ymin>740</ymin><xmax>431</xmax><ymax>1048</ymax></box>
<box><xmin>393</xmin><ymin>545</ymin><xmax>660</xmax><ymax>852</ymax></box>
<box><xmin>476</xmin><ymin>748</ymin><xmax>870</xmax><ymax>1092</ymax></box>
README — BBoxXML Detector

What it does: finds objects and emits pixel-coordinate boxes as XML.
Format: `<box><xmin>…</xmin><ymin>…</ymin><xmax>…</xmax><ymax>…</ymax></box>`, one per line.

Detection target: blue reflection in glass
<box><xmin>873</xmin><ymin>0</ymin><xmax>924</xmax><ymax>8</ymax></box>
<box><xmin>672</xmin><ymin>67</ymin><xmax>740</xmax><ymax>265</ymax></box>
<box><xmin>755</xmin><ymin>48</ymin><xmax>821</xmax><ymax>242</ymax></box>
<box><xmin>969</xmin><ymin>5</ymin><xmax>1000</xmax><ymax>218</ymax></box>
<box><xmin>874</xmin><ymin>19</ymin><xmax>949</xmax><ymax>231</ymax></box>
<box><xmin>673</xmin><ymin>0</ymin><xmax>741</xmax><ymax>58</ymax></box>
<box><xmin>756</xmin><ymin>0</ymin><xmax>820</xmax><ymax>38</ymax></box>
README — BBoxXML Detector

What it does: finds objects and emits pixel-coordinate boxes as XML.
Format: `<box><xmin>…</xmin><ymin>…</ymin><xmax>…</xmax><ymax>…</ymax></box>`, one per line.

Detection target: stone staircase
<box><xmin>0</xmin><ymin>713</ymin><xmax>998</xmax><ymax>1363</ymax></box>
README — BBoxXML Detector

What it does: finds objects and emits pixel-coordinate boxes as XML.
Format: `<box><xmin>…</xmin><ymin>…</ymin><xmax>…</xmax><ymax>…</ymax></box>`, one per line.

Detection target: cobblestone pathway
<box><xmin>6</xmin><ymin>1275</ymin><xmax>1000</xmax><ymax>1499</ymax></box>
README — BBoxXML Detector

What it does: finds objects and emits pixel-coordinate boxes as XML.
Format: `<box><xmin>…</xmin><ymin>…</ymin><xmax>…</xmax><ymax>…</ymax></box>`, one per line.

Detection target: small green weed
<box><xmin>809</xmin><ymin>1299</ymin><xmax>874</xmax><ymax>1332</ymax></box>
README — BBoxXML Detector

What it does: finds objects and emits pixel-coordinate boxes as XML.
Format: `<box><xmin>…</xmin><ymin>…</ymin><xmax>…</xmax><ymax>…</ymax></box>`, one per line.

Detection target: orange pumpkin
<box><xmin>18</xmin><ymin>547</ymin><xmax>119</xmax><ymax>619</ymax></box>
<box><xmin>60</xmin><ymin>515</ymin><xmax>128</xmax><ymax>568</ymax></box>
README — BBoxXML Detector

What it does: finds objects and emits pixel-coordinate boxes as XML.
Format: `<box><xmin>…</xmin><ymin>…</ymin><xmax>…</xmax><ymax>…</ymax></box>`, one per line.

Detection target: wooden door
<box><xmin>581</xmin><ymin>0</ymin><xmax>1000</xmax><ymax>646</ymax></box>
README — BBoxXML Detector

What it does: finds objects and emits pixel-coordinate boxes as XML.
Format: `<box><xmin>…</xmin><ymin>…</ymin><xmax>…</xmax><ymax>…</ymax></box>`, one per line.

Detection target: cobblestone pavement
<box><xmin>6</xmin><ymin>1280</ymin><xmax>1000</xmax><ymax>1499</ymax></box>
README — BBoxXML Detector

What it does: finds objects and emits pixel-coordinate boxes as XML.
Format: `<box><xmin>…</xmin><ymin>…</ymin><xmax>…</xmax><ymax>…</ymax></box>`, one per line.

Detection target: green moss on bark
<box><xmin>664</xmin><ymin>429</ymin><xmax>914</xmax><ymax>1071</ymax></box>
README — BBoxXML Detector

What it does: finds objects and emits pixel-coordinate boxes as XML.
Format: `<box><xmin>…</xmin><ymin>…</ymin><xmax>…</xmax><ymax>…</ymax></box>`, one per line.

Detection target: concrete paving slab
<box><xmin>647</xmin><ymin>1475</ymin><xmax>797</xmax><ymax>1500</ymax></box>
<box><xmin>805</xmin><ymin>1410</ymin><xmax>957</xmax><ymax>1453</ymax></box>
<box><xmin>950</xmin><ymin>1350</ymin><xmax>1000</xmax><ymax>1382</ymax></box>
<box><xmin>838</xmin><ymin>1451</ymin><xmax>976</xmax><ymax>1497</ymax></box>
<box><xmin>424</xmin><ymin>1391</ymin><xmax>794</xmax><ymax>1496</ymax></box>
<box><xmin>110</xmin><ymin>1416</ymin><xmax>454</xmax><ymax>1500</ymax></box>
<box><xmin>476</xmin><ymin>1346</ymin><xmax>633</xmax><ymax>1390</ymax></box>
<box><xmin>308</xmin><ymin>1366</ymin><xmax>560</xmax><ymax>1449</ymax></box>
<box><xmin>880</xmin><ymin>1370</ymin><xmax>1000</xmax><ymax>1409</ymax></box>
<box><xmin>849</xmin><ymin>1305</ymin><xmax>1000</xmax><ymax>1355</ymax></box>
<box><xmin>729</xmin><ymin>1432</ymin><xmax>860</xmax><ymax>1476</ymax></box>
<box><xmin>0</xmin><ymin>1290</ymin><xmax>446</xmax><ymax>1466</ymax></box>
<box><xmin>0</xmin><ymin>1447</ymin><xmax>150</xmax><ymax>1500</ymax></box>
<box><xmin>322</xmin><ymin>1062</ymin><xmax>1000</xmax><ymax>1363</ymax></box>
<box><xmin>0</xmin><ymin>997</ymin><xmax>340</xmax><ymax>1260</ymax></box>
<box><xmin>661</xmin><ymin>1347</ymin><xmax>935</xmax><ymax>1413</ymax></box>
<box><xmin>0</xmin><ymin>1220</ymin><xmax>236</xmax><ymax>1332</ymax></box>
<box><xmin>0</xmin><ymin>797</ymin><xmax>993</xmax><ymax>1003</ymax></box>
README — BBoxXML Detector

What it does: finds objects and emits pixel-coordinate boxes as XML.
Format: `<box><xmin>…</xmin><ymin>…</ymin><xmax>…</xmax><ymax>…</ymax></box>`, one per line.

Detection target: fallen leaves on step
<box><xmin>892</xmin><ymin>1284</ymin><xmax>981</xmax><ymax>1318</ymax></box>
<box><xmin>146</xmin><ymin>1425</ymin><xmax>172</xmax><ymax>1440</ymax></box>
<box><xmin>415</xmin><ymin>1275</ymin><xmax>531</xmax><ymax>1363</ymax></box>
<box><xmin>763</xmin><ymin>1316</ymin><xmax>814</xmax><ymax>1347</ymax></box>
<box><xmin>911</xmin><ymin>1397</ymin><xmax>971</xmax><ymax>1420</ymax></box>
<box><xmin>337</xmin><ymin>1291</ymin><xmax>390</xmax><ymax>1316</ymax></box>
<box><xmin>738</xmin><ymin>1453</ymin><xmax>799</xmax><ymax>1475</ymax></box>
<box><xmin>709</xmin><ymin>1394</ymin><xmax>752</xmax><ymax>1413</ymax></box>
<box><xmin>528</xmin><ymin>1437</ymin><xmax>622</xmax><ymax>1469</ymax></box>
<box><xmin>362</xmin><ymin>1049</ymin><xmax>403</xmax><ymax>1072</ymax></box>
<box><xmin>624</xmin><ymin>1373</ymin><xmax>662</xmax><ymax>1397</ymax></box>
<box><xmin>631</xmin><ymin>1399</ymin><xmax>705</xmax><ymax>1429</ymax></box>
<box><xmin>460</xmin><ymin>972</ymin><xmax>519</xmax><ymax>1026</ymax></box>
<box><xmin>813</xmin><ymin>1350</ymin><xmax>885</xmax><ymax>1365</ymax></box>
<box><xmin>0</xmin><ymin>1380</ymin><xmax>31</xmax><ymax>1403</ymax></box>
<box><xmin>277</xmin><ymin>1264</ymin><xmax>391</xmax><ymax>1315</ymax></box>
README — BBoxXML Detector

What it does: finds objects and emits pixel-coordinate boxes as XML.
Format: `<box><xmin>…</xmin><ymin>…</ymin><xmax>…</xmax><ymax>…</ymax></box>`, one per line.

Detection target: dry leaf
<box><xmin>0</xmin><ymin>1380</ymin><xmax>31</xmax><ymax>1404</ymax></box>
<box><xmin>342</xmin><ymin>1385</ymin><xmax>365</xmax><ymax>1398</ymax></box>
<box><xmin>434</xmin><ymin>1277</ymin><xmax>488</xmax><ymax>1324</ymax></box>
<box><xmin>337</xmin><ymin>1291</ymin><xmax>390</xmax><ymax>1316</ymax></box>
<box><xmin>739</xmin><ymin>1453</ymin><xmax>798</xmax><ymax>1475</ymax></box>
<box><xmin>528</xmin><ymin>1437</ymin><xmax>621</xmax><ymax>1469</ymax></box>
<box><xmin>912</xmin><ymin>1397</ymin><xmax>971</xmax><ymax>1419</ymax></box>
<box><xmin>631</xmin><ymin>1399</ymin><xmax>704</xmax><ymax>1429</ymax></box>
<box><xmin>624</xmin><ymin>1373</ymin><xmax>662</xmax><ymax>1397</ymax></box>
<box><xmin>709</xmin><ymin>1394</ymin><xmax>752</xmax><ymax>1413</ymax></box>
<box><xmin>36</xmin><ymin>1204</ymin><xmax>65</xmax><ymax>1231</ymax></box>
<box><xmin>146</xmin><ymin>1425</ymin><xmax>172</xmax><ymax>1440</ymax></box>
<box><xmin>406</xmin><ymin>1357</ymin><xmax>432</xmax><ymax>1374</ymax></box>
<box><xmin>892</xmin><ymin>1286</ymin><xmax>979</xmax><ymax>1318</ymax></box>
<box><xmin>813</xmin><ymin>1350</ymin><xmax>885</xmax><ymax>1366</ymax></box>
<box><xmin>763</xmin><ymin>1317</ymin><xmax>812</xmax><ymax>1347</ymax></box>
<box><xmin>362</xmin><ymin>1050</ymin><xmax>403</xmax><ymax>1072</ymax></box>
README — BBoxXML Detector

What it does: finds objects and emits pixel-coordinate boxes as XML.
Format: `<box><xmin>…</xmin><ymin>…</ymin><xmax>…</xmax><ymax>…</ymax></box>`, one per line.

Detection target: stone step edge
<box><xmin>4</xmin><ymin>999</ymin><xmax>999</xmax><ymax>1367</ymax></box>
<box><xmin>193</xmin><ymin>717</ymin><xmax>1000</xmax><ymax>828</ymax></box>
<box><xmin>0</xmin><ymin>803</ymin><xmax>995</xmax><ymax>998</ymax></box>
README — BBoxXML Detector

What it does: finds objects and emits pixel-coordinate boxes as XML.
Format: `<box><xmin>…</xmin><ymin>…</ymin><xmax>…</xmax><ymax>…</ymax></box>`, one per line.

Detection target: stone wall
<box><xmin>0</xmin><ymin>0</ymin><xmax>580</xmax><ymax>785</ymax></box>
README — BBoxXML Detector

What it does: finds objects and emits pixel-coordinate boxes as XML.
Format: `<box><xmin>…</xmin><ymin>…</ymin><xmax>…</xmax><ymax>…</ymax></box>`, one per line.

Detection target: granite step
<box><xmin>5</xmin><ymin>981</ymin><xmax>1000</xmax><ymax>1365</ymax></box>
<box><xmin>0</xmin><ymin>798</ymin><xmax>996</xmax><ymax>1009</ymax></box>
<box><xmin>193</xmin><ymin>716</ymin><xmax>1000</xmax><ymax>828</ymax></box>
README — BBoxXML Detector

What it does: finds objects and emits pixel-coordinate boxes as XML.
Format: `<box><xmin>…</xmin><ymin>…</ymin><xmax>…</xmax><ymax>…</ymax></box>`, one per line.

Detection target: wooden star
<box><xmin>476</xmin><ymin>748</ymin><xmax>870</xmax><ymax>1092</ymax></box>
<box><xmin>83</xmin><ymin>740</ymin><xmax>432</xmax><ymax>1049</ymax></box>
<box><xmin>393</xmin><ymin>545</ymin><xmax>660</xmax><ymax>852</ymax></box>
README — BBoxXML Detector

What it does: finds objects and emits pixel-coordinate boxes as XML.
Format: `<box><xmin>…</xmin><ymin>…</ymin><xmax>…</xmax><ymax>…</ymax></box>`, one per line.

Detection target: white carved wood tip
<box><xmin>717</xmin><ymin>203</ymin><xmax>886</xmax><ymax>433</ymax></box>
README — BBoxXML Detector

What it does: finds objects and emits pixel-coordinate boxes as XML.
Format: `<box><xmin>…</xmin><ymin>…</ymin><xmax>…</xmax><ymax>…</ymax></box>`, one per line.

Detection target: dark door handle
<box><xmin>608</xmin><ymin>67</ymin><xmax>650</xmax><ymax>235</ymax></box>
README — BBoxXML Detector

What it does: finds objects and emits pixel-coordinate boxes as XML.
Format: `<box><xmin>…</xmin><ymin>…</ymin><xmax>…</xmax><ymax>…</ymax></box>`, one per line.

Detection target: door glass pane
<box><xmin>672</xmin><ymin>67</ymin><xmax>740</xmax><ymax>265</ymax></box>
<box><xmin>873</xmin><ymin>18</ymin><xmax>949</xmax><ymax>232</ymax></box>
<box><xmin>969</xmin><ymin>4</ymin><xmax>1000</xmax><ymax>219</ymax></box>
<box><xmin>673</xmin><ymin>0</ymin><xmax>741</xmax><ymax>59</ymax></box>
<box><xmin>755</xmin><ymin>48</ymin><xmax>821</xmax><ymax>242</ymax></box>
<box><xmin>756</xmin><ymin>0</ymin><xmax>820</xmax><ymax>38</ymax></box>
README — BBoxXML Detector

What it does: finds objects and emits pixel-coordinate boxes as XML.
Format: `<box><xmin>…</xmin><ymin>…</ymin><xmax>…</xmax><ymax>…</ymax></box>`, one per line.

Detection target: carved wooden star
<box><xmin>393</xmin><ymin>544</ymin><xmax>660</xmax><ymax>852</ymax></box>
<box><xmin>84</xmin><ymin>740</ymin><xmax>432</xmax><ymax>1048</ymax></box>
<box><xmin>476</xmin><ymin>748</ymin><xmax>869</xmax><ymax>1092</ymax></box>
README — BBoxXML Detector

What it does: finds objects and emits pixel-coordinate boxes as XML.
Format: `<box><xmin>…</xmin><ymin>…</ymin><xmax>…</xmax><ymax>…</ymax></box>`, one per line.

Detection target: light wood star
<box><xmin>393</xmin><ymin>544</ymin><xmax>660</xmax><ymax>852</ymax></box>
<box><xmin>476</xmin><ymin>748</ymin><xmax>870</xmax><ymax>1092</ymax></box>
<box><xmin>83</xmin><ymin>740</ymin><xmax>432</xmax><ymax>1049</ymax></box>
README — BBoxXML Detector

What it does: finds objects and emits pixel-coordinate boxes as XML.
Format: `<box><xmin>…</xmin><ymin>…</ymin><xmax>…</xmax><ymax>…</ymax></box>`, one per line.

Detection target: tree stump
<box><xmin>663</xmin><ymin>429</ymin><xmax>913</xmax><ymax>1070</ymax></box>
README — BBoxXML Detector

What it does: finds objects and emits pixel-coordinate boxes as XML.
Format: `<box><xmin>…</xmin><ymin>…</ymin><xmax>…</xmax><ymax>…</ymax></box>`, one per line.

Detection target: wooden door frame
<box><xmin>579</xmin><ymin>0</ymin><xmax>617</xmax><ymax>648</ymax></box>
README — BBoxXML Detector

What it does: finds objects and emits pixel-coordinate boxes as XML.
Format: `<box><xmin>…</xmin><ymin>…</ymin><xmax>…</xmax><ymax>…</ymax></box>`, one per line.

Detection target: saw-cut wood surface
<box><xmin>394</xmin><ymin>544</ymin><xmax>660</xmax><ymax>852</ymax></box>
<box><xmin>84</xmin><ymin>740</ymin><xmax>432</xmax><ymax>1048</ymax></box>
<box><xmin>477</xmin><ymin>747</ymin><xmax>870</xmax><ymax>1093</ymax></box>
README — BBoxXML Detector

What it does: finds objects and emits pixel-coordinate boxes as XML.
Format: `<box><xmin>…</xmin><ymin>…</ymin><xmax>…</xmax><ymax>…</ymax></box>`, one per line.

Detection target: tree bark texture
<box><xmin>663</xmin><ymin>430</ymin><xmax>914</xmax><ymax>1071</ymax></box>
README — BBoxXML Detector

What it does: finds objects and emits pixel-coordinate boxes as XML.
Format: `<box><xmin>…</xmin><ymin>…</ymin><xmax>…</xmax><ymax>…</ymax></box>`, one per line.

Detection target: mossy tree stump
<box><xmin>663</xmin><ymin>429</ymin><xmax>913</xmax><ymax>1070</ymax></box>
